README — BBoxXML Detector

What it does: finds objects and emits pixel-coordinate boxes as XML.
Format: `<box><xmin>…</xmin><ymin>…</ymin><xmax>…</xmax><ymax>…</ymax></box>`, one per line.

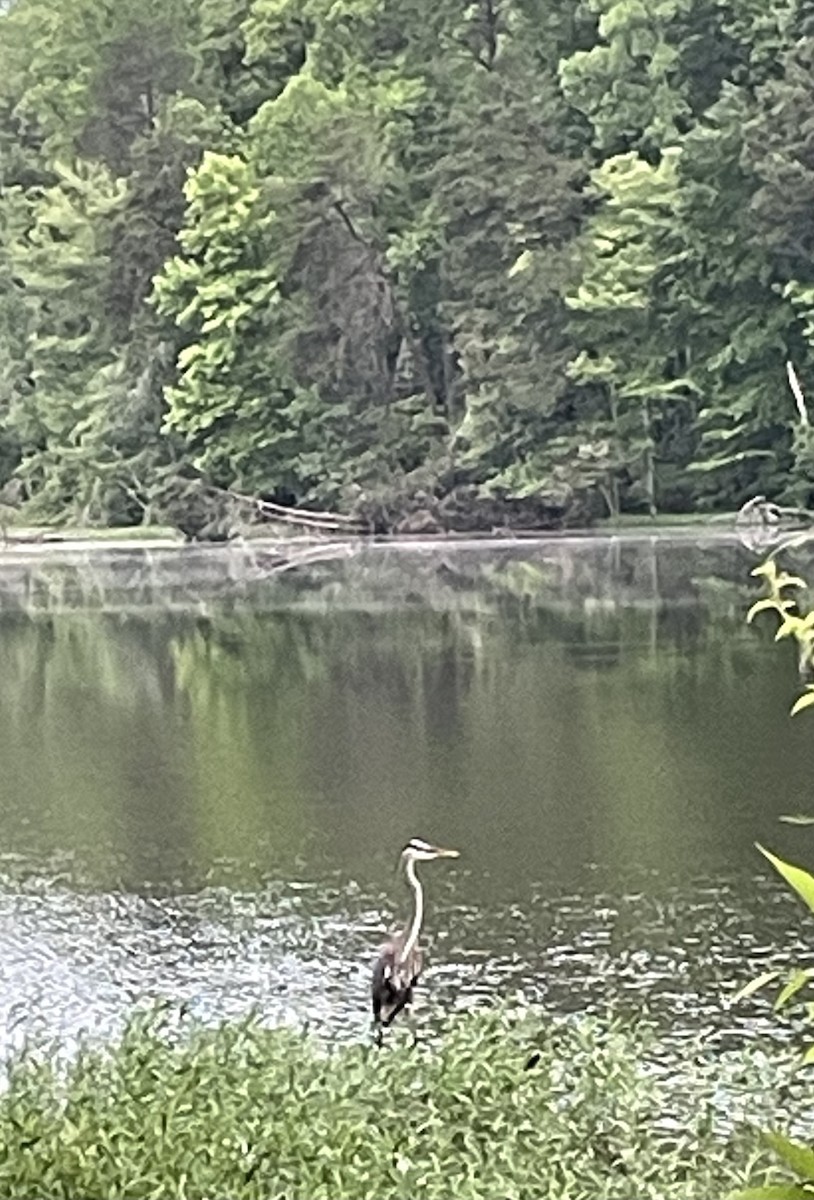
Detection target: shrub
<box><xmin>0</xmin><ymin>1004</ymin><xmax>757</xmax><ymax>1200</ymax></box>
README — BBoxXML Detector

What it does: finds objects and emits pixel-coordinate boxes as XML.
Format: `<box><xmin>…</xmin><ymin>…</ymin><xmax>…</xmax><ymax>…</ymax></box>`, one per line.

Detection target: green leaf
<box><xmin>747</xmin><ymin>598</ymin><xmax>794</xmax><ymax>623</ymax></box>
<box><xmin>752</xmin><ymin>561</ymin><xmax>779</xmax><ymax>580</ymax></box>
<box><xmin>508</xmin><ymin>250</ymin><xmax>533</xmax><ymax>277</ymax></box>
<box><xmin>764</xmin><ymin>1133</ymin><xmax>814</xmax><ymax>1181</ymax></box>
<box><xmin>775</xmin><ymin>969</ymin><xmax>814</xmax><ymax>1010</ymax></box>
<box><xmin>731</xmin><ymin>968</ymin><xmax>782</xmax><ymax>1004</ymax></box>
<box><xmin>776</xmin><ymin>617</ymin><xmax>805</xmax><ymax>641</ymax></box>
<box><xmin>776</xmin><ymin>574</ymin><xmax>808</xmax><ymax>591</ymax></box>
<box><xmin>757</xmin><ymin>845</ymin><xmax>814</xmax><ymax>914</ymax></box>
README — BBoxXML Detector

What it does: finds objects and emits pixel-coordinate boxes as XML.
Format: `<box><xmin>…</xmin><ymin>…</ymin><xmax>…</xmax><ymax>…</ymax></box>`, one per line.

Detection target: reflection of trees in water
<box><xmin>453</xmin><ymin>548</ymin><xmax>756</xmax><ymax>682</ymax></box>
<box><xmin>0</xmin><ymin>615</ymin><xmax>190</xmax><ymax>885</ymax></box>
<box><xmin>0</xmin><ymin>535</ymin><xmax>769</xmax><ymax>728</ymax></box>
<box><xmin>0</xmin><ymin>539</ymin><xmax>776</xmax><ymax>755</ymax></box>
<box><xmin>0</xmin><ymin>536</ymin><xmax>755</xmax><ymax>618</ymax></box>
<box><xmin>0</xmin><ymin>536</ymin><xmax>769</xmax><ymax>702</ymax></box>
<box><xmin>0</xmin><ymin>614</ymin><xmax>180</xmax><ymax>729</ymax></box>
<box><xmin>0</xmin><ymin>536</ymin><xmax>792</xmax><ymax>888</ymax></box>
<box><xmin>0</xmin><ymin>611</ymin><xmax>390</xmax><ymax>883</ymax></box>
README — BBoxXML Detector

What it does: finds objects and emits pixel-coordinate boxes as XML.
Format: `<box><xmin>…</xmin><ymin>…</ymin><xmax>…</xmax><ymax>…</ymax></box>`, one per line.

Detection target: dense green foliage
<box><xmin>3</xmin><ymin>0</ymin><xmax>814</xmax><ymax>530</ymax></box>
<box><xmin>0</xmin><ymin>1005</ymin><xmax>764</xmax><ymax>1199</ymax></box>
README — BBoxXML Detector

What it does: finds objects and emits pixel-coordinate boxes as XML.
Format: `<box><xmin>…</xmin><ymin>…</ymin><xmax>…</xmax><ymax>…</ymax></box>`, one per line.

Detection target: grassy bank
<box><xmin>0</xmin><ymin>1006</ymin><xmax>770</xmax><ymax>1200</ymax></box>
<box><xmin>1</xmin><ymin>523</ymin><xmax>181</xmax><ymax>543</ymax></box>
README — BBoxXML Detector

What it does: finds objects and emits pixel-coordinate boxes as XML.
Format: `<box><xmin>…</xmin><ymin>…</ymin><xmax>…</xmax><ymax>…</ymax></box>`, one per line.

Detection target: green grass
<box><xmin>0</xmin><ymin>1005</ymin><xmax>769</xmax><ymax>1200</ymax></box>
<box><xmin>3</xmin><ymin>523</ymin><xmax>181</xmax><ymax>542</ymax></box>
<box><xmin>58</xmin><ymin>524</ymin><xmax>181</xmax><ymax>541</ymax></box>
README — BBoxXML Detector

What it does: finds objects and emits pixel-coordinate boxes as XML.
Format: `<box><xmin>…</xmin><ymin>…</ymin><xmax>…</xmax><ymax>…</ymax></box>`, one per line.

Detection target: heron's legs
<box><xmin>371</xmin><ymin>1010</ymin><xmax>421</xmax><ymax>1049</ymax></box>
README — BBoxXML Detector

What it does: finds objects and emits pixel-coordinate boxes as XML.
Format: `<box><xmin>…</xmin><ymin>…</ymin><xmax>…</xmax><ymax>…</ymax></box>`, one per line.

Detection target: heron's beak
<box><xmin>434</xmin><ymin>846</ymin><xmax>460</xmax><ymax>858</ymax></box>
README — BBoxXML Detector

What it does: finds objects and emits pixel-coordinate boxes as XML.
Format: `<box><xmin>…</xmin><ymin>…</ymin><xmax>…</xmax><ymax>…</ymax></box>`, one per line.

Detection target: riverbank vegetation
<box><xmin>3</xmin><ymin>0</ymin><xmax>814</xmax><ymax>534</ymax></box>
<box><xmin>0</xmin><ymin>1005</ymin><xmax>778</xmax><ymax>1199</ymax></box>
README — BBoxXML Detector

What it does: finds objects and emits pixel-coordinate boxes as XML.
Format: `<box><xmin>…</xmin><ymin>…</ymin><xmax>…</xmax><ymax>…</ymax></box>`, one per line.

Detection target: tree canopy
<box><xmin>2</xmin><ymin>0</ymin><xmax>814</xmax><ymax>532</ymax></box>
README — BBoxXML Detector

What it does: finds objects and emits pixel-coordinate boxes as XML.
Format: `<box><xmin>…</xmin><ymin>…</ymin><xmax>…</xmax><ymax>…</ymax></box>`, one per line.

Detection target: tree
<box><xmin>675</xmin><ymin>83</ymin><xmax>802</xmax><ymax>507</ymax></box>
<box><xmin>3</xmin><ymin>0</ymin><xmax>814</xmax><ymax>530</ymax></box>
<box><xmin>565</xmin><ymin>149</ymin><xmax>696</xmax><ymax>515</ymax></box>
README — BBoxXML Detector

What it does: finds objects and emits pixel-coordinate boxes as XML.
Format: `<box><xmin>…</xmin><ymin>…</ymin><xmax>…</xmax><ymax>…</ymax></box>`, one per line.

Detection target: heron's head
<box><xmin>401</xmin><ymin>837</ymin><xmax>459</xmax><ymax>864</ymax></box>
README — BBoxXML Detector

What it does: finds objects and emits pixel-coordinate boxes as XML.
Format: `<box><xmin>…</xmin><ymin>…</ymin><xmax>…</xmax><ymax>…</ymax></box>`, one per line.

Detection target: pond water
<box><xmin>2</xmin><ymin>532</ymin><xmax>814</xmax><ymax>1111</ymax></box>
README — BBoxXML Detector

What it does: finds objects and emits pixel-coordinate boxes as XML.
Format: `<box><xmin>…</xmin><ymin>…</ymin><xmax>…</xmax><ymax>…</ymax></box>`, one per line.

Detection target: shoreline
<box><xmin>0</xmin><ymin>511</ymin><xmax>793</xmax><ymax>556</ymax></box>
<box><xmin>0</xmin><ymin>504</ymin><xmax>801</xmax><ymax>554</ymax></box>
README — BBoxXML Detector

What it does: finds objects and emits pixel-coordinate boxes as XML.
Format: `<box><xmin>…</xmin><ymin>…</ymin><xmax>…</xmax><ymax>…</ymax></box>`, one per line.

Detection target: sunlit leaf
<box><xmin>791</xmin><ymin>690</ymin><xmax>814</xmax><ymax>717</ymax></box>
<box><xmin>731</xmin><ymin>969</ymin><xmax>782</xmax><ymax>1004</ymax></box>
<box><xmin>508</xmin><ymin>250</ymin><xmax>533</xmax><ymax>277</ymax></box>
<box><xmin>775</xmin><ymin>969</ymin><xmax>814</xmax><ymax>1010</ymax></box>
<box><xmin>776</xmin><ymin>574</ymin><xmax>808</xmax><ymax>591</ymax></box>
<box><xmin>776</xmin><ymin>617</ymin><xmax>805</xmax><ymax>641</ymax></box>
<box><xmin>758</xmin><ymin>844</ymin><xmax>814</xmax><ymax>914</ymax></box>
<box><xmin>764</xmin><ymin>1132</ymin><xmax>814</xmax><ymax>1181</ymax></box>
<box><xmin>747</xmin><ymin>598</ymin><xmax>794</xmax><ymax>623</ymax></box>
<box><xmin>751</xmin><ymin>561</ymin><xmax>778</xmax><ymax>580</ymax></box>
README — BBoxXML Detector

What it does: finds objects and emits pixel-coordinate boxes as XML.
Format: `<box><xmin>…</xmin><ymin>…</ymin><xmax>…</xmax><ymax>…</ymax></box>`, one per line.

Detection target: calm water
<box><xmin>2</xmin><ymin>532</ymin><xmax>814</xmax><ymax>1100</ymax></box>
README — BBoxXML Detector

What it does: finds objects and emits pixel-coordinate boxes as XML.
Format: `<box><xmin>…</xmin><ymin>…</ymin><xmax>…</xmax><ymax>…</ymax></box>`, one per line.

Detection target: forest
<box><xmin>2</xmin><ymin>0</ymin><xmax>814</xmax><ymax>534</ymax></box>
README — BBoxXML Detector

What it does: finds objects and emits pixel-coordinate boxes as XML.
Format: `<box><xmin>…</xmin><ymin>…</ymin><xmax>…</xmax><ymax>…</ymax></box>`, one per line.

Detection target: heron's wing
<box><xmin>372</xmin><ymin>940</ymin><xmax>420</xmax><ymax>1024</ymax></box>
<box><xmin>372</xmin><ymin>945</ymin><xmax>400</xmax><ymax>1019</ymax></box>
<box><xmin>372</xmin><ymin>952</ymin><xmax>392</xmax><ymax>993</ymax></box>
<box><xmin>380</xmin><ymin>987</ymin><xmax>413</xmax><ymax>1027</ymax></box>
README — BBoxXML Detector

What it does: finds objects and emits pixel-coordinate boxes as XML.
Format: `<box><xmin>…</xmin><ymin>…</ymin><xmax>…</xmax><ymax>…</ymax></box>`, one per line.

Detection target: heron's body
<box><xmin>371</xmin><ymin>838</ymin><xmax>458</xmax><ymax>1036</ymax></box>
<box><xmin>371</xmin><ymin>936</ymin><xmax>423</xmax><ymax>1027</ymax></box>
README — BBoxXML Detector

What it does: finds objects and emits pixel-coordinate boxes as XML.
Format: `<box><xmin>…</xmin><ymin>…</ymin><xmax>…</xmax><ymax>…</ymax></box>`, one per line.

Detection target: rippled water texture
<box><xmin>1</xmin><ymin>533</ymin><xmax>813</xmax><ymax>1088</ymax></box>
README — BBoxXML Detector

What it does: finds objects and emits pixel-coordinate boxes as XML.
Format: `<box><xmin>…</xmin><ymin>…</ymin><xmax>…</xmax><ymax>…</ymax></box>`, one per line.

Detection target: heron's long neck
<box><xmin>400</xmin><ymin>857</ymin><xmax>424</xmax><ymax>962</ymax></box>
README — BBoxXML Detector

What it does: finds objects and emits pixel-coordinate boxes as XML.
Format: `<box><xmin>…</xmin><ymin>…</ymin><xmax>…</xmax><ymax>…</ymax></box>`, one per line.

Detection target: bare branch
<box><xmin>217</xmin><ymin>485</ymin><xmax>367</xmax><ymax>534</ymax></box>
<box><xmin>786</xmin><ymin>360</ymin><xmax>810</xmax><ymax>427</ymax></box>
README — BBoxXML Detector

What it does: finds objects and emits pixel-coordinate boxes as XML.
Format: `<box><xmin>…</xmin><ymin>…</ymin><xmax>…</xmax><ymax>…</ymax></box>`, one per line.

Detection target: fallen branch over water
<box><xmin>151</xmin><ymin>472</ymin><xmax>369</xmax><ymax>541</ymax></box>
<box><xmin>221</xmin><ymin>487</ymin><xmax>367</xmax><ymax>534</ymax></box>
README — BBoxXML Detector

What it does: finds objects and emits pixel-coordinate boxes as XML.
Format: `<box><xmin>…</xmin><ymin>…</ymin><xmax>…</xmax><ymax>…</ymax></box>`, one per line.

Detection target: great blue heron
<box><xmin>371</xmin><ymin>837</ymin><xmax>459</xmax><ymax>1036</ymax></box>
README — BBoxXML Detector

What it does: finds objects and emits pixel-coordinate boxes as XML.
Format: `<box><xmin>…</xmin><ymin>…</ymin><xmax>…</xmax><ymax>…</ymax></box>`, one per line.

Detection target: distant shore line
<box><xmin>0</xmin><ymin>511</ymin><xmax>787</xmax><ymax>558</ymax></box>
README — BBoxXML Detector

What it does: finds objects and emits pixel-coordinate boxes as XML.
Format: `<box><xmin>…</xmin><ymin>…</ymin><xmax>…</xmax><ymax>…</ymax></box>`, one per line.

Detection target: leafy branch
<box><xmin>747</xmin><ymin>556</ymin><xmax>814</xmax><ymax>714</ymax></box>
